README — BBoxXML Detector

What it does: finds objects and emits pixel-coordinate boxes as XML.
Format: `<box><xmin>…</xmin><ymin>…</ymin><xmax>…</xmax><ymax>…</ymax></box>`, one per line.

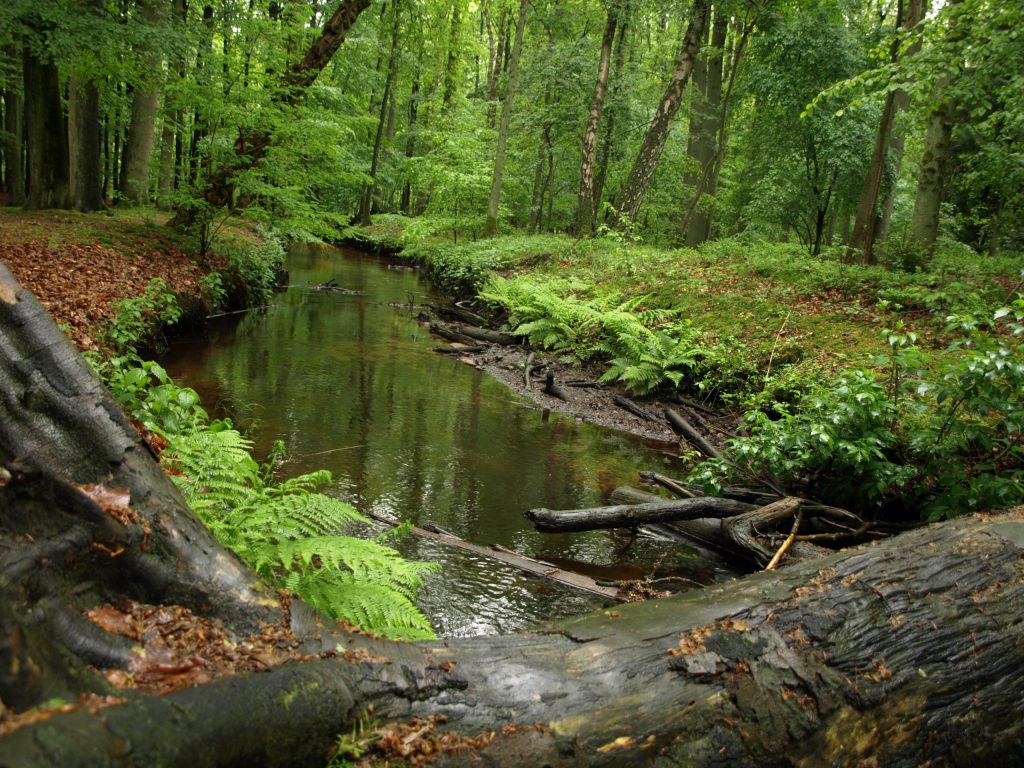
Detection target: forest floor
<box><xmin>0</xmin><ymin>207</ymin><xmax>256</xmax><ymax>352</ymax></box>
<box><xmin>0</xmin><ymin>208</ymin><xmax>207</xmax><ymax>351</ymax></box>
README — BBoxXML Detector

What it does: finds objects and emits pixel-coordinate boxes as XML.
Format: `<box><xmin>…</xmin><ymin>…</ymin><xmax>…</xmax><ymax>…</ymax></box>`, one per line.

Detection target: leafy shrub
<box><xmin>689</xmin><ymin>302</ymin><xmax>1024</xmax><ymax>518</ymax></box>
<box><xmin>102</xmin><ymin>278</ymin><xmax>181</xmax><ymax>353</ymax></box>
<box><xmin>198</xmin><ymin>271</ymin><xmax>227</xmax><ymax>312</ymax></box>
<box><xmin>227</xmin><ymin>233</ymin><xmax>285</xmax><ymax>306</ymax></box>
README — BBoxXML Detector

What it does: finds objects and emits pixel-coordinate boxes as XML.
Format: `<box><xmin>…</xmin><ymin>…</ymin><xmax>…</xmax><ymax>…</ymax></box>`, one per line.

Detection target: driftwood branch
<box><xmin>664</xmin><ymin>407</ymin><xmax>722</xmax><ymax>459</ymax></box>
<box><xmin>526</xmin><ymin>497</ymin><xmax>753</xmax><ymax>533</ymax></box>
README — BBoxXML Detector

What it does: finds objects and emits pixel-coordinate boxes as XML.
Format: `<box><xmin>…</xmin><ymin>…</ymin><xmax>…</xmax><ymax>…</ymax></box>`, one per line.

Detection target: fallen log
<box><xmin>429</xmin><ymin>322</ymin><xmax>478</xmax><ymax>345</ymax></box>
<box><xmin>612</xmin><ymin>394</ymin><xmax>657</xmax><ymax>421</ymax></box>
<box><xmin>639</xmin><ymin>470</ymin><xmax>697</xmax><ymax>498</ymax></box>
<box><xmin>4</xmin><ymin>265</ymin><xmax>1024</xmax><ymax>767</ymax></box>
<box><xmin>527</xmin><ymin>497</ymin><xmax>754</xmax><ymax>533</ymax></box>
<box><xmin>450</xmin><ymin>323</ymin><xmax>517</xmax><ymax>346</ymax></box>
<box><xmin>433</xmin><ymin>344</ymin><xmax>485</xmax><ymax>355</ymax></box>
<box><xmin>664</xmin><ymin>406</ymin><xmax>722</xmax><ymax>459</ymax></box>
<box><xmin>543</xmin><ymin>372</ymin><xmax>571</xmax><ymax>401</ymax></box>
<box><xmin>363</xmin><ymin>510</ymin><xmax>622</xmax><ymax>602</ymax></box>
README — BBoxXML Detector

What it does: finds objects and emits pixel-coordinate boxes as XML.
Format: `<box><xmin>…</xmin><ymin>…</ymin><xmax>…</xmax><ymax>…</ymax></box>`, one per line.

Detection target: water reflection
<box><xmin>162</xmin><ymin>244</ymin><xmax>728</xmax><ymax>636</ymax></box>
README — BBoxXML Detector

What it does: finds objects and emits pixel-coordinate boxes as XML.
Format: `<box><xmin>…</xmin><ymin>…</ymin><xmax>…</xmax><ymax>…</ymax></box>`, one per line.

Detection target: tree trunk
<box><xmin>120</xmin><ymin>0</ymin><xmax>164</xmax><ymax>205</ymax></box>
<box><xmin>848</xmin><ymin>0</ymin><xmax>924</xmax><ymax>264</ymax></box>
<box><xmin>2</xmin><ymin>265</ymin><xmax>1024</xmax><ymax>766</ymax></box>
<box><xmin>3</xmin><ymin>84</ymin><xmax>25</xmax><ymax>205</ymax></box>
<box><xmin>575</xmin><ymin>7</ymin><xmax>617</xmax><ymax>236</ymax></box>
<box><xmin>442</xmin><ymin>1</ymin><xmax>461</xmax><ymax>111</ymax></box>
<box><xmin>681</xmin><ymin>8</ymin><xmax>727</xmax><ymax>246</ymax></box>
<box><xmin>614</xmin><ymin>0</ymin><xmax>709</xmax><ymax>226</ymax></box>
<box><xmin>483</xmin><ymin>0</ymin><xmax>528</xmax><ymax>237</ymax></box>
<box><xmin>592</xmin><ymin>10</ymin><xmax>630</xmax><ymax>221</ymax></box>
<box><xmin>359</xmin><ymin>1</ymin><xmax>401</xmax><ymax>225</ymax></box>
<box><xmin>22</xmin><ymin>47</ymin><xmax>70</xmax><ymax>210</ymax></box>
<box><xmin>68</xmin><ymin>19</ymin><xmax>107</xmax><ymax>217</ymax></box>
<box><xmin>400</xmin><ymin>62</ymin><xmax>421</xmax><ymax>214</ymax></box>
<box><xmin>909</xmin><ymin>97</ymin><xmax>956</xmax><ymax>253</ymax></box>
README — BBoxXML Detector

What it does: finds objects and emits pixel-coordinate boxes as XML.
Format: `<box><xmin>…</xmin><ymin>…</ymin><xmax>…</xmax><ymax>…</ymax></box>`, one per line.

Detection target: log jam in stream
<box><xmin>160</xmin><ymin>243</ymin><xmax>738</xmax><ymax>636</ymax></box>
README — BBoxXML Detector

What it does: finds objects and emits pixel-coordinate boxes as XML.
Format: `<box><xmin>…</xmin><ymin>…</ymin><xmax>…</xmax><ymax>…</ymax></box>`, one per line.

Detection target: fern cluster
<box><xmin>102</xmin><ymin>359</ymin><xmax>438</xmax><ymax>640</ymax></box>
<box><xmin>164</xmin><ymin>429</ymin><xmax>438</xmax><ymax>640</ymax></box>
<box><xmin>481</xmin><ymin>275</ymin><xmax>753</xmax><ymax>398</ymax></box>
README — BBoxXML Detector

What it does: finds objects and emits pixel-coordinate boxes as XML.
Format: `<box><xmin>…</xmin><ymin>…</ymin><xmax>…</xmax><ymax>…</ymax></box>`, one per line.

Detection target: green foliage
<box><xmin>164</xmin><ymin>429</ymin><xmax>438</xmax><ymax>640</ymax></box>
<box><xmin>102</xmin><ymin>278</ymin><xmax>181</xmax><ymax>354</ymax></box>
<box><xmin>226</xmin><ymin>234</ymin><xmax>285</xmax><ymax>306</ymax></box>
<box><xmin>97</xmin><ymin>356</ymin><xmax>438</xmax><ymax>641</ymax></box>
<box><xmin>198</xmin><ymin>271</ymin><xmax>227</xmax><ymax>312</ymax></box>
<box><xmin>481</xmin><ymin>274</ymin><xmax>755</xmax><ymax>399</ymax></box>
<box><xmin>690</xmin><ymin>302</ymin><xmax>1024</xmax><ymax>518</ymax></box>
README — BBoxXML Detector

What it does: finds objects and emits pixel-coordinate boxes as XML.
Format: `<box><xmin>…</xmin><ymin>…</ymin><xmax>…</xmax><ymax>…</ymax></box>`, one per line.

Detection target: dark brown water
<box><xmin>161</xmin><ymin>243</ymin><xmax>730</xmax><ymax>636</ymax></box>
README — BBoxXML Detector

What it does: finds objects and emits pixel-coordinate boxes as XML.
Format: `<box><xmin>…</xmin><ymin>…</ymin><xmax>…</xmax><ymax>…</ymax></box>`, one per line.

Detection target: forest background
<box><xmin>1</xmin><ymin>0</ymin><xmax>1021</xmax><ymax>525</ymax></box>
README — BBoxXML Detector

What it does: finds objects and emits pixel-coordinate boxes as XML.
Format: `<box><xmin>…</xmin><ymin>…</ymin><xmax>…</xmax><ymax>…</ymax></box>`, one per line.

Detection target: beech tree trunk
<box><xmin>120</xmin><ymin>0</ymin><xmax>164</xmax><ymax>205</ymax></box>
<box><xmin>909</xmin><ymin>97</ymin><xmax>956</xmax><ymax>253</ymax></box>
<box><xmin>3</xmin><ymin>266</ymin><xmax>1024</xmax><ymax>767</ymax></box>
<box><xmin>681</xmin><ymin>8</ymin><xmax>726</xmax><ymax>246</ymax></box>
<box><xmin>614</xmin><ymin>0</ymin><xmax>709</xmax><ymax>226</ymax></box>
<box><xmin>22</xmin><ymin>47</ymin><xmax>70</xmax><ymax>210</ymax></box>
<box><xmin>3</xmin><ymin>84</ymin><xmax>25</xmax><ymax>205</ymax></box>
<box><xmin>848</xmin><ymin>0</ymin><xmax>924</xmax><ymax>264</ymax></box>
<box><xmin>68</xmin><ymin>62</ymin><xmax>106</xmax><ymax>212</ymax></box>
<box><xmin>575</xmin><ymin>7</ymin><xmax>617</xmax><ymax>236</ymax></box>
<box><xmin>358</xmin><ymin>2</ymin><xmax>401</xmax><ymax>225</ymax></box>
<box><xmin>483</xmin><ymin>0</ymin><xmax>529</xmax><ymax>237</ymax></box>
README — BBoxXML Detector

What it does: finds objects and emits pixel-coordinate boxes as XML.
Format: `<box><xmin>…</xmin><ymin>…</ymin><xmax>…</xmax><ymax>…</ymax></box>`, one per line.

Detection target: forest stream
<box><xmin>161</xmin><ymin>243</ymin><xmax>736</xmax><ymax>637</ymax></box>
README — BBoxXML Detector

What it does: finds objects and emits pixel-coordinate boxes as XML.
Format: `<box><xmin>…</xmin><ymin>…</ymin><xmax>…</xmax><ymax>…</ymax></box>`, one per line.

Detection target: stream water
<box><xmin>161</xmin><ymin>243</ymin><xmax>732</xmax><ymax>637</ymax></box>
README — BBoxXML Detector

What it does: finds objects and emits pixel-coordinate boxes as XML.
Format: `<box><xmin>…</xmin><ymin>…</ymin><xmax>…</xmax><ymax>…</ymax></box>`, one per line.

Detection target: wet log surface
<box><xmin>3</xmin><ymin>263</ymin><xmax>1024</xmax><ymax>767</ymax></box>
<box><xmin>527</xmin><ymin>497</ymin><xmax>755</xmax><ymax>532</ymax></box>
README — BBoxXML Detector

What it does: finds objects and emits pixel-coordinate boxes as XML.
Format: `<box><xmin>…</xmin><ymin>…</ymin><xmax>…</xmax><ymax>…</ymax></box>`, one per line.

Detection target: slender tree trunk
<box><xmin>22</xmin><ymin>47</ymin><xmax>70</xmax><ymax>210</ymax></box>
<box><xmin>875</xmin><ymin>87</ymin><xmax>911</xmax><ymax>244</ymax></box>
<box><xmin>483</xmin><ymin>0</ymin><xmax>528</xmax><ymax>237</ymax></box>
<box><xmin>909</xmin><ymin>97</ymin><xmax>956</xmax><ymax>252</ymax></box>
<box><xmin>120</xmin><ymin>0</ymin><xmax>164</xmax><ymax>205</ymax></box>
<box><xmin>485</xmin><ymin>6</ymin><xmax>507</xmax><ymax>129</ymax></box>
<box><xmin>593</xmin><ymin>11</ymin><xmax>629</xmax><ymax>221</ymax></box>
<box><xmin>442</xmin><ymin>1</ymin><xmax>461</xmax><ymax>111</ymax></box>
<box><xmin>400</xmin><ymin>62</ymin><xmax>421</xmax><ymax>214</ymax></box>
<box><xmin>359</xmin><ymin>2</ymin><xmax>401</xmax><ymax>225</ymax></box>
<box><xmin>848</xmin><ymin>0</ymin><xmax>924</xmax><ymax>264</ymax></box>
<box><xmin>575</xmin><ymin>7</ymin><xmax>617</xmax><ymax>236</ymax></box>
<box><xmin>3</xmin><ymin>85</ymin><xmax>25</xmax><ymax>205</ymax></box>
<box><xmin>682</xmin><ymin>9</ymin><xmax>727</xmax><ymax>246</ymax></box>
<box><xmin>615</xmin><ymin>0</ymin><xmax>709</xmax><ymax>226</ymax></box>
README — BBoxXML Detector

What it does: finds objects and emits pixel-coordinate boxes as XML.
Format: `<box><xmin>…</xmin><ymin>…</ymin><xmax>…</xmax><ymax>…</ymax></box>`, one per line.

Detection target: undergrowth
<box><xmin>688</xmin><ymin>302</ymin><xmax>1024</xmax><ymax>519</ymax></box>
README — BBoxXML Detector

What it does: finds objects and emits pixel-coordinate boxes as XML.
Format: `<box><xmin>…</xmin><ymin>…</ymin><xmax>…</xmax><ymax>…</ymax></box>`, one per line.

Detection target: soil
<box><xmin>433</xmin><ymin>333</ymin><xmax>737</xmax><ymax>454</ymax></box>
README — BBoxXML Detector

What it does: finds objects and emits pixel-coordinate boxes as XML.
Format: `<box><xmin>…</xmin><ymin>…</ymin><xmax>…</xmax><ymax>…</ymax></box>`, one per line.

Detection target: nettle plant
<box><xmin>690</xmin><ymin>300</ymin><xmax>1024</xmax><ymax>519</ymax></box>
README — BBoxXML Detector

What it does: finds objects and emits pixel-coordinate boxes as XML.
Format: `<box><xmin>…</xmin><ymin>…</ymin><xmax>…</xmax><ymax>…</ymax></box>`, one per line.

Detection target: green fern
<box><xmin>161</xmin><ymin>426</ymin><xmax>438</xmax><ymax>640</ymax></box>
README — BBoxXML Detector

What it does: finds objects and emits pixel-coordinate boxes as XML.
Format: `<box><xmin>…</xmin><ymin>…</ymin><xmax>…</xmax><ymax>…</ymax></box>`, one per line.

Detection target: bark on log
<box><xmin>612</xmin><ymin>394</ymin><xmax>656</xmax><ymax>421</ymax></box>
<box><xmin>527</xmin><ymin>497</ymin><xmax>753</xmax><ymax>532</ymax></box>
<box><xmin>664</xmin><ymin>406</ymin><xmax>722</xmax><ymax>459</ymax></box>
<box><xmin>543</xmin><ymin>373</ymin><xmax>571</xmax><ymax>401</ymax></box>
<box><xmin>4</xmin><ymin>267</ymin><xmax>1024</xmax><ymax>767</ymax></box>
<box><xmin>450</xmin><ymin>323</ymin><xmax>517</xmax><ymax>346</ymax></box>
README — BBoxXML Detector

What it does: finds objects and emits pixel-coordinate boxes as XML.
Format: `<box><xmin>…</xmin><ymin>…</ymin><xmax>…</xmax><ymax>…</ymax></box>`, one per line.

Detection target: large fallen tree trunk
<box><xmin>3</xmin><ymin>263</ymin><xmax>1024</xmax><ymax>766</ymax></box>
